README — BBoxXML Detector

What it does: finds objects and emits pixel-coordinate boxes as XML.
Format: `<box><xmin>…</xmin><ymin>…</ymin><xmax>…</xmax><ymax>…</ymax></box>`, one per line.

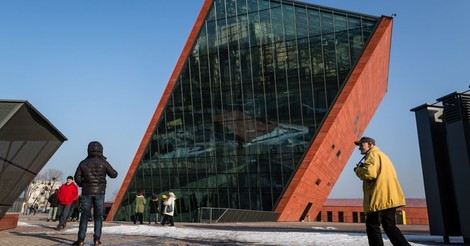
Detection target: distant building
<box><xmin>108</xmin><ymin>0</ymin><xmax>394</xmax><ymax>223</ymax></box>
<box><xmin>319</xmin><ymin>198</ymin><xmax>428</xmax><ymax>225</ymax></box>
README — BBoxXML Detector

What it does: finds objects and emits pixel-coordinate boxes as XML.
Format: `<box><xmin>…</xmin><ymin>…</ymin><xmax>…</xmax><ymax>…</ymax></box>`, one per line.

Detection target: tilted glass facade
<box><xmin>114</xmin><ymin>0</ymin><xmax>380</xmax><ymax>222</ymax></box>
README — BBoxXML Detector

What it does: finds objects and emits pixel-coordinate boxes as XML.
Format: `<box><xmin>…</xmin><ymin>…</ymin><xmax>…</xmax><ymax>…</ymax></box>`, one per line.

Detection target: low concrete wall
<box><xmin>0</xmin><ymin>213</ymin><xmax>19</xmax><ymax>231</ymax></box>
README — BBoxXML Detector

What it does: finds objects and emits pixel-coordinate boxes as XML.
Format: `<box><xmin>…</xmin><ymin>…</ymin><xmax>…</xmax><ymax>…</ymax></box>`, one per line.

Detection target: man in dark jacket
<box><xmin>72</xmin><ymin>141</ymin><xmax>118</xmax><ymax>246</ymax></box>
<box><xmin>148</xmin><ymin>194</ymin><xmax>159</xmax><ymax>224</ymax></box>
<box><xmin>47</xmin><ymin>189</ymin><xmax>59</xmax><ymax>222</ymax></box>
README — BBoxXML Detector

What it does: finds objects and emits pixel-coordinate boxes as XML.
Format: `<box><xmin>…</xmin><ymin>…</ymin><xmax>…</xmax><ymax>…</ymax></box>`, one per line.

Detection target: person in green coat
<box><xmin>134</xmin><ymin>192</ymin><xmax>146</xmax><ymax>224</ymax></box>
<box><xmin>354</xmin><ymin>137</ymin><xmax>410</xmax><ymax>246</ymax></box>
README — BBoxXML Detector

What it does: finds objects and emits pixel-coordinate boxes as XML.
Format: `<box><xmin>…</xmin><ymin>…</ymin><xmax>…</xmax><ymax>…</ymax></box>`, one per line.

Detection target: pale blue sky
<box><xmin>1</xmin><ymin>0</ymin><xmax>469</xmax><ymax>201</ymax></box>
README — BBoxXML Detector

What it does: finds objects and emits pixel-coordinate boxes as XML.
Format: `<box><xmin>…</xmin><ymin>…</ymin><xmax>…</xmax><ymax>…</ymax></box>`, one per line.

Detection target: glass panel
<box><xmin>334</xmin><ymin>14</ymin><xmax>351</xmax><ymax>83</ymax></box>
<box><xmin>115</xmin><ymin>0</ymin><xmax>380</xmax><ymax>222</ymax></box>
<box><xmin>348</xmin><ymin>16</ymin><xmax>362</xmax><ymax>62</ymax></box>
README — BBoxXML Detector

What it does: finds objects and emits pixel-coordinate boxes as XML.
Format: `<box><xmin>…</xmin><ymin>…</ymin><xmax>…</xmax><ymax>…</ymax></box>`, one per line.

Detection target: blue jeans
<box><xmin>78</xmin><ymin>195</ymin><xmax>104</xmax><ymax>242</ymax></box>
<box><xmin>149</xmin><ymin>213</ymin><xmax>159</xmax><ymax>224</ymax></box>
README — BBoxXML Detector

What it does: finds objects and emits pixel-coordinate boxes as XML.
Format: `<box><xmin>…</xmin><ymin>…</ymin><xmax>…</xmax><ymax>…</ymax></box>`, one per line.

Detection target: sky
<box><xmin>19</xmin><ymin>220</ymin><xmax>464</xmax><ymax>245</ymax></box>
<box><xmin>1</xmin><ymin>0</ymin><xmax>470</xmax><ymax>201</ymax></box>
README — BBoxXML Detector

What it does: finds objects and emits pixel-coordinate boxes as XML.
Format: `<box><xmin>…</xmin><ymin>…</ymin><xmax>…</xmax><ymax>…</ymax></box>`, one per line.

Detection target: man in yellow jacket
<box><xmin>354</xmin><ymin>137</ymin><xmax>410</xmax><ymax>246</ymax></box>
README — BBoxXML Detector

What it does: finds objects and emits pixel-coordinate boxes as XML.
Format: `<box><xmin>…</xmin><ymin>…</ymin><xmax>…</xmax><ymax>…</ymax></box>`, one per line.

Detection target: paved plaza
<box><xmin>0</xmin><ymin>213</ymin><xmax>441</xmax><ymax>246</ymax></box>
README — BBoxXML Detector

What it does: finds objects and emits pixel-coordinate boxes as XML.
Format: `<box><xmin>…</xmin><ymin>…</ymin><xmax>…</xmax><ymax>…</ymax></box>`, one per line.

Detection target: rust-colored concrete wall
<box><xmin>320</xmin><ymin>206</ymin><xmax>361</xmax><ymax>223</ymax></box>
<box><xmin>275</xmin><ymin>17</ymin><xmax>393</xmax><ymax>222</ymax></box>
<box><xmin>107</xmin><ymin>0</ymin><xmax>214</xmax><ymax>221</ymax></box>
<box><xmin>320</xmin><ymin>206</ymin><xmax>429</xmax><ymax>225</ymax></box>
<box><xmin>0</xmin><ymin>214</ymin><xmax>19</xmax><ymax>231</ymax></box>
<box><xmin>403</xmin><ymin>207</ymin><xmax>429</xmax><ymax>225</ymax></box>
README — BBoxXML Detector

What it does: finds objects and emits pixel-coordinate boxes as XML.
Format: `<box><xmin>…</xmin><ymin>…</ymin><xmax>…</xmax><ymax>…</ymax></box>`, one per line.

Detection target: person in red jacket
<box><xmin>56</xmin><ymin>176</ymin><xmax>79</xmax><ymax>231</ymax></box>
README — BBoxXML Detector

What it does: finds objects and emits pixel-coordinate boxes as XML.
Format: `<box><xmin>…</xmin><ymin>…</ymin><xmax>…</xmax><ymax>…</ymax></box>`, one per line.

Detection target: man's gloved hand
<box><xmin>354</xmin><ymin>162</ymin><xmax>364</xmax><ymax>172</ymax></box>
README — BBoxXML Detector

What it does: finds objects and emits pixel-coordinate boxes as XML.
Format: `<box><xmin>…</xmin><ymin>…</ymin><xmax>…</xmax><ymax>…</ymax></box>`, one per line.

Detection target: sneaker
<box><xmin>94</xmin><ymin>239</ymin><xmax>102</xmax><ymax>245</ymax></box>
<box><xmin>72</xmin><ymin>241</ymin><xmax>84</xmax><ymax>246</ymax></box>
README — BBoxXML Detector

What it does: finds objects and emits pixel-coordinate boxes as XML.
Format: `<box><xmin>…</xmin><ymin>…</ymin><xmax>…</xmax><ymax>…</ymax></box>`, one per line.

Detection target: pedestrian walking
<box><xmin>353</xmin><ymin>137</ymin><xmax>410</xmax><ymax>246</ymax></box>
<box><xmin>56</xmin><ymin>176</ymin><xmax>79</xmax><ymax>230</ymax></box>
<box><xmin>68</xmin><ymin>195</ymin><xmax>80</xmax><ymax>222</ymax></box>
<box><xmin>22</xmin><ymin>202</ymin><xmax>29</xmax><ymax>215</ymax></box>
<box><xmin>148</xmin><ymin>194</ymin><xmax>159</xmax><ymax>224</ymax></box>
<box><xmin>134</xmin><ymin>192</ymin><xmax>146</xmax><ymax>224</ymax></box>
<box><xmin>161</xmin><ymin>192</ymin><xmax>176</xmax><ymax>227</ymax></box>
<box><xmin>160</xmin><ymin>194</ymin><xmax>167</xmax><ymax>224</ymax></box>
<box><xmin>29</xmin><ymin>204</ymin><xmax>34</xmax><ymax>215</ymax></box>
<box><xmin>33</xmin><ymin>203</ymin><xmax>39</xmax><ymax>215</ymax></box>
<box><xmin>72</xmin><ymin>141</ymin><xmax>118</xmax><ymax>246</ymax></box>
<box><xmin>47</xmin><ymin>189</ymin><xmax>59</xmax><ymax>221</ymax></box>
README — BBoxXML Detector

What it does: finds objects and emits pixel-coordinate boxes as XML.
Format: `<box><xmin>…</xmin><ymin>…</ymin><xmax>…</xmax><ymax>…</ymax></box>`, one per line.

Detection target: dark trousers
<box><xmin>58</xmin><ymin>204</ymin><xmax>72</xmax><ymax>227</ymax></box>
<box><xmin>68</xmin><ymin>207</ymin><xmax>77</xmax><ymax>220</ymax></box>
<box><xmin>366</xmin><ymin>208</ymin><xmax>410</xmax><ymax>246</ymax></box>
<box><xmin>57</xmin><ymin>204</ymin><xmax>64</xmax><ymax>219</ymax></box>
<box><xmin>134</xmin><ymin>212</ymin><xmax>143</xmax><ymax>224</ymax></box>
<box><xmin>161</xmin><ymin>214</ymin><xmax>174</xmax><ymax>226</ymax></box>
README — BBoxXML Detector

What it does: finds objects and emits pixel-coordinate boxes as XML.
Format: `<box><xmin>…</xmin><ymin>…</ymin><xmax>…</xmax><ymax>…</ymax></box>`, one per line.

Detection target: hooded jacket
<box><xmin>354</xmin><ymin>146</ymin><xmax>406</xmax><ymax>214</ymax></box>
<box><xmin>74</xmin><ymin>141</ymin><xmax>118</xmax><ymax>195</ymax></box>
<box><xmin>48</xmin><ymin>192</ymin><xmax>59</xmax><ymax>207</ymax></box>
<box><xmin>149</xmin><ymin>195</ymin><xmax>159</xmax><ymax>214</ymax></box>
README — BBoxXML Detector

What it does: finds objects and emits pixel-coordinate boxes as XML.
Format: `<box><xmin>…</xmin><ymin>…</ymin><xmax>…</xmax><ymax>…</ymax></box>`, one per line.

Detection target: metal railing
<box><xmin>199</xmin><ymin>207</ymin><xmax>279</xmax><ymax>223</ymax></box>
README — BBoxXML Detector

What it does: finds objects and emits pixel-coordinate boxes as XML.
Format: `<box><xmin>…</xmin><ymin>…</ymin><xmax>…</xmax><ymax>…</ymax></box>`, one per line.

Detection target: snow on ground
<box><xmin>17</xmin><ymin>221</ymin><xmax>41</xmax><ymax>227</ymax></box>
<box><xmin>24</xmin><ymin>222</ymin><xmax>463</xmax><ymax>246</ymax></box>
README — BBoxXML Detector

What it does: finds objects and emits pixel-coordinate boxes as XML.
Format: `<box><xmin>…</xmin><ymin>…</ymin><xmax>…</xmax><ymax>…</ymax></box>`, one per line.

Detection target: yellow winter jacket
<box><xmin>354</xmin><ymin>146</ymin><xmax>406</xmax><ymax>214</ymax></box>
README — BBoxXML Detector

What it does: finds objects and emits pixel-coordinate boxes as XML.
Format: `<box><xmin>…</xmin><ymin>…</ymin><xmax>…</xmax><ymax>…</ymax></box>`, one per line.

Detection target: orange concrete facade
<box><xmin>274</xmin><ymin>17</ymin><xmax>393</xmax><ymax>221</ymax></box>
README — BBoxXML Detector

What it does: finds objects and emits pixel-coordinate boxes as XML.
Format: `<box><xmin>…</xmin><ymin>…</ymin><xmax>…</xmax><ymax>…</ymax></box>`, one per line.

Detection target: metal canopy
<box><xmin>0</xmin><ymin>100</ymin><xmax>67</xmax><ymax>219</ymax></box>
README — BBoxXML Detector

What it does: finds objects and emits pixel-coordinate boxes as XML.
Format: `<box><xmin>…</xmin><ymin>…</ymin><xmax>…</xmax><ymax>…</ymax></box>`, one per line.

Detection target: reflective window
<box><xmin>114</xmin><ymin>0</ymin><xmax>379</xmax><ymax>222</ymax></box>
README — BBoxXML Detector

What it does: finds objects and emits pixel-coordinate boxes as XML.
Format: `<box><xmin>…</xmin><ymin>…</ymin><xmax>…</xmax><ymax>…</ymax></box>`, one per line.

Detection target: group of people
<box><xmin>45</xmin><ymin>141</ymin><xmax>118</xmax><ymax>246</ymax></box>
<box><xmin>46</xmin><ymin>181</ymin><xmax>80</xmax><ymax>223</ymax></box>
<box><xmin>38</xmin><ymin>136</ymin><xmax>410</xmax><ymax>246</ymax></box>
<box><xmin>134</xmin><ymin>191</ymin><xmax>176</xmax><ymax>227</ymax></box>
<box><xmin>22</xmin><ymin>202</ymin><xmax>39</xmax><ymax>215</ymax></box>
